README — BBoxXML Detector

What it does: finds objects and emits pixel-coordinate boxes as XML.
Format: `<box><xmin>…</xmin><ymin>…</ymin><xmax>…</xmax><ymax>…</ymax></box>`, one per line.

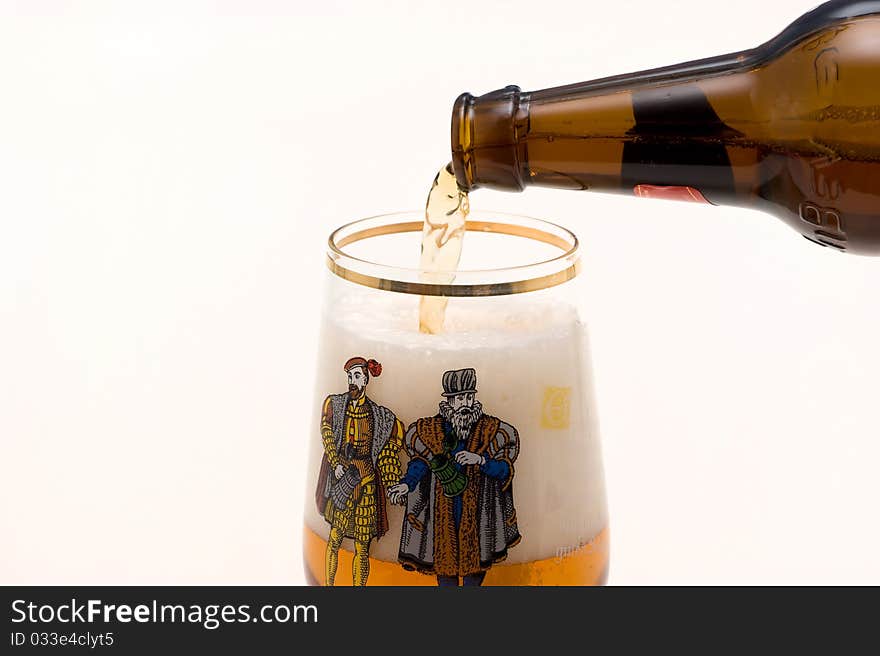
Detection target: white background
<box><xmin>2</xmin><ymin>0</ymin><xmax>878</xmax><ymax>585</ymax></box>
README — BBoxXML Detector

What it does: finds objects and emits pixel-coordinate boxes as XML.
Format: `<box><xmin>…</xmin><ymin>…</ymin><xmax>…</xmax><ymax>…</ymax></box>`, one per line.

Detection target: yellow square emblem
<box><xmin>541</xmin><ymin>387</ymin><xmax>571</xmax><ymax>429</ymax></box>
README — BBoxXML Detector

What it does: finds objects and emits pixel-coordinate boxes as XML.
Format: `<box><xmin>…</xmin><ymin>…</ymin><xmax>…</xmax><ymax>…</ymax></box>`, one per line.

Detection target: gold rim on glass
<box><xmin>326</xmin><ymin>212</ymin><xmax>581</xmax><ymax>298</ymax></box>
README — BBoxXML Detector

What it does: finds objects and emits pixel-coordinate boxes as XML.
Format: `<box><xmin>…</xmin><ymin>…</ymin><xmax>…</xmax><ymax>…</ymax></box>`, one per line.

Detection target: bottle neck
<box><xmin>451</xmin><ymin>77</ymin><xmax>751</xmax><ymax>204</ymax></box>
<box><xmin>451</xmin><ymin>85</ymin><xmax>530</xmax><ymax>192</ymax></box>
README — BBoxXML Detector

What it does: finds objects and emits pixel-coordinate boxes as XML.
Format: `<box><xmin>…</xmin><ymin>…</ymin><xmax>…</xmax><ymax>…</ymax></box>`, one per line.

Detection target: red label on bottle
<box><xmin>633</xmin><ymin>184</ymin><xmax>711</xmax><ymax>204</ymax></box>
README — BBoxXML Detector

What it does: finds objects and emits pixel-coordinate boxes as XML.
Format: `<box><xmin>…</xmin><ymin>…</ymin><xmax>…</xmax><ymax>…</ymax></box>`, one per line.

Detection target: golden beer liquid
<box><xmin>418</xmin><ymin>163</ymin><xmax>469</xmax><ymax>334</ymax></box>
<box><xmin>303</xmin><ymin>525</ymin><xmax>609</xmax><ymax>586</ymax></box>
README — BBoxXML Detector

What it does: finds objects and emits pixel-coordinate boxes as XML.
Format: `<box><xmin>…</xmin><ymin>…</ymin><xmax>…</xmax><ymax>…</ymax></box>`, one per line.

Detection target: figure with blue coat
<box><xmin>389</xmin><ymin>368</ymin><xmax>521</xmax><ymax>586</ymax></box>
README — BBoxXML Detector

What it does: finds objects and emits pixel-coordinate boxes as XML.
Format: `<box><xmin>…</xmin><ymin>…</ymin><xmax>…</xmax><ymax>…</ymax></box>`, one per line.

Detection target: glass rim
<box><xmin>326</xmin><ymin>211</ymin><xmax>581</xmax><ymax>298</ymax></box>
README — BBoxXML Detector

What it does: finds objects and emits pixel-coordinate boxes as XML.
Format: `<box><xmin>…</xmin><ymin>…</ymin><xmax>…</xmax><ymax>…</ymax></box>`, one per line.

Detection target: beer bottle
<box><xmin>450</xmin><ymin>0</ymin><xmax>880</xmax><ymax>254</ymax></box>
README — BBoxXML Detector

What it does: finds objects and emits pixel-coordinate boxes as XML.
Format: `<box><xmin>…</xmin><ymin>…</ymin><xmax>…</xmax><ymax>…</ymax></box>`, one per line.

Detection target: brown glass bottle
<box><xmin>451</xmin><ymin>0</ymin><xmax>880</xmax><ymax>255</ymax></box>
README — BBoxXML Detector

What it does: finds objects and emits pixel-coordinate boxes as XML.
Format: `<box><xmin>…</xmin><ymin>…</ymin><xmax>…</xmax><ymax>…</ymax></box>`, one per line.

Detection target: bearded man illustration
<box><xmin>389</xmin><ymin>368</ymin><xmax>521</xmax><ymax>586</ymax></box>
<box><xmin>314</xmin><ymin>357</ymin><xmax>405</xmax><ymax>586</ymax></box>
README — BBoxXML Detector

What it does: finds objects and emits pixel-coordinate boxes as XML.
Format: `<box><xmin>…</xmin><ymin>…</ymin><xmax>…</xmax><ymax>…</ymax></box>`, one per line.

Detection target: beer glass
<box><xmin>303</xmin><ymin>211</ymin><xmax>609</xmax><ymax>586</ymax></box>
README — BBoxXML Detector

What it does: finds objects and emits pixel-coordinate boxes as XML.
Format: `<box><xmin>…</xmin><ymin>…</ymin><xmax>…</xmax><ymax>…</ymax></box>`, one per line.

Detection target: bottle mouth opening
<box><xmin>326</xmin><ymin>211</ymin><xmax>581</xmax><ymax>298</ymax></box>
<box><xmin>451</xmin><ymin>92</ymin><xmax>477</xmax><ymax>192</ymax></box>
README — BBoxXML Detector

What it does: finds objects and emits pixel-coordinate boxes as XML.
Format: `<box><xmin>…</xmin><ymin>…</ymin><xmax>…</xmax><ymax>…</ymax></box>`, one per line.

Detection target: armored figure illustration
<box><xmin>389</xmin><ymin>368</ymin><xmax>521</xmax><ymax>586</ymax></box>
<box><xmin>315</xmin><ymin>357</ymin><xmax>405</xmax><ymax>586</ymax></box>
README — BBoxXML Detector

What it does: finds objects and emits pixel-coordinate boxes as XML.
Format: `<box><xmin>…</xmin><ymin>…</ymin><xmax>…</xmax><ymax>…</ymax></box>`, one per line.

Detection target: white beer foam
<box><xmin>304</xmin><ymin>291</ymin><xmax>608</xmax><ymax>565</ymax></box>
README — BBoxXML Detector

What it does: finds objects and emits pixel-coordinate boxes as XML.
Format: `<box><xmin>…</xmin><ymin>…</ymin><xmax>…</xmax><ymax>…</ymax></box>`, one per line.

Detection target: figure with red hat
<box><xmin>314</xmin><ymin>356</ymin><xmax>405</xmax><ymax>586</ymax></box>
